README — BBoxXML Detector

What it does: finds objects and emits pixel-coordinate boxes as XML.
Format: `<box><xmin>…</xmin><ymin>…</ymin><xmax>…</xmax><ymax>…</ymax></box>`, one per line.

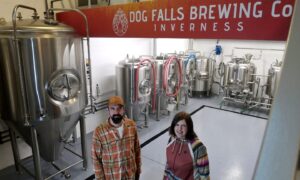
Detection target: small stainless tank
<box><xmin>223</xmin><ymin>58</ymin><xmax>256</xmax><ymax>95</ymax></box>
<box><xmin>0</xmin><ymin>15</ymin><xmax>87</xmax><ymax>161</ymax></box>
<box><xmin>266</xmin><ymin>62</ymin><xmax>282</xmax><ymax>98</ymax></box>
<box><xmin>192</xmin><ymin>56</ymin><xmax>215</xmax><ymax>96</ymax></box>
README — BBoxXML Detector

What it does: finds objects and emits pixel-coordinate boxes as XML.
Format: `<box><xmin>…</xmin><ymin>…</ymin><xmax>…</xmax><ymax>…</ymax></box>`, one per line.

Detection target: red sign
<box><xmin>56</xmin><ymin>0</ymin><xmax>295</xmax><ymax>40</ymax></box>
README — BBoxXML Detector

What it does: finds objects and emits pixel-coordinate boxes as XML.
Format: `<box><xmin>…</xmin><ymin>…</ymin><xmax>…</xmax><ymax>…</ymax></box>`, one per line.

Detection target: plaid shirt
<box><xmin>92</xmin><ymin>118</ymin><xmax>141</xmax><ymax>180</ymax></box>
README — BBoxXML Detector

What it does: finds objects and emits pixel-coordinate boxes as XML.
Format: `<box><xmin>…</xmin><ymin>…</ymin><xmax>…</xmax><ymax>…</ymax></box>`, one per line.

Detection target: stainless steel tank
<box><xmin>116</xmin><ymin>57</ymin><xmax>152</xmax><ymax>122</ymax></box>
<box><xmin>192</xmin><ymin>56</ymin><xmax>215</xmax><ymax>96</ymax></box>
<box><xmin>0</xmin><ymin>15</ymin><xmax>87</xmax><ymax>161</ymax></box>
<box><xmin>266</xmin><ymin>62</ymin><xmax>282</xmax><ymax>98</ymax></box>
<box><xmin>223</xmin><ymin>58</ymin><xmax>256</xmax><ymax>96</ymax></box>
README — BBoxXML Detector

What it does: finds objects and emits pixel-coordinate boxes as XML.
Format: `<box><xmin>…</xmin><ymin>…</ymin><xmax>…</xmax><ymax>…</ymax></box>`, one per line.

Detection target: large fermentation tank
<box><xmin>223</xmin><ymin>58</ymin><xmax>256</xmax><ymax>96</ymax></box>
<box><xmin>0</xmin><ymin>15</ymin><xmax>87</xmax><ymax>161</ymax></box>
<box><xmin>116</xmin><ymin>57</ymin><xmax>152</xmax><ymax>122</ymax></box>
<box><xmin>266</xmin><ymin>62</ymin><xmax>282</xmax><ymax>98</ymax></box>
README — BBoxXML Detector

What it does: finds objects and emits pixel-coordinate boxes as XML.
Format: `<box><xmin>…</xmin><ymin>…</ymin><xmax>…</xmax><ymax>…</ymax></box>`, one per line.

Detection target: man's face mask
<box><xmin>111</xmin><ymin>114</ymin><xmax>123</xmax><ymax>124</ymax></box>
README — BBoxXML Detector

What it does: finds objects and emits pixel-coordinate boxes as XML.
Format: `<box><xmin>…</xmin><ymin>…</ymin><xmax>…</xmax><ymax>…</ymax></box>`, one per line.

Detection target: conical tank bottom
<box><xmin>18</xmin><ymin>112</ymin><xmax>82</xmax><ymax>162</ymax></box>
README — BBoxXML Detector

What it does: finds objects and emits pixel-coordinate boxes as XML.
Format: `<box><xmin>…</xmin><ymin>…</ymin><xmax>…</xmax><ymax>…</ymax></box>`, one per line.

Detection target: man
<box><xmin>91</xmin><ymin>96</ymin><xmax>141</xmax><ymax>180</ymax></box>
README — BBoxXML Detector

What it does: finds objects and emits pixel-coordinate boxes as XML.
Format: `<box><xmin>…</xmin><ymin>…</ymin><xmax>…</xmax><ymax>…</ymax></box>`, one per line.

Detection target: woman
<box><xmin>164</xmin><ymin>111</ymin><xmax>210</xmax><ymax>180</ymax></box>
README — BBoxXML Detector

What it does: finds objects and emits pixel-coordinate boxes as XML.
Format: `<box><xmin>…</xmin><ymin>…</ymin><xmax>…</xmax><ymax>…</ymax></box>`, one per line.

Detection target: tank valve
<box><xmin>17</xmin><ymin>12</ymin><xmax>23</xmax><ymax>20</ymax></box>
<box><xmin>32</xmin><ymin>11</ymin><xmax>40</xmax><ymax>20</ymax></box>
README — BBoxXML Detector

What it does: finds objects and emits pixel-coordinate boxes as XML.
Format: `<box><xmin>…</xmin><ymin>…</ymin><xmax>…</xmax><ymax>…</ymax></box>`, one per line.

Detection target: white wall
<box><xmin>156</xmin><ymin>38</ymin><xmax>189</xmax><ymax>55</ymax></box>
<box><xmin>1</xmin><ymin>0</ymin><xmax>45</xmax><ymax>21</ymax></box>
<box><xmin>89</xmin><ymin>38</ymin><xmax>153</xmax><ymax>97</ymax></box>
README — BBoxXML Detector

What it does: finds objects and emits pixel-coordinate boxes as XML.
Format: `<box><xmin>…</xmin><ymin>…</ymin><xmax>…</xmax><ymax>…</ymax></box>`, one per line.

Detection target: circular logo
<box><xmin>112</xmin><ymin>9</ymin><xmax>128</xmax><ymax>36</ymax></box>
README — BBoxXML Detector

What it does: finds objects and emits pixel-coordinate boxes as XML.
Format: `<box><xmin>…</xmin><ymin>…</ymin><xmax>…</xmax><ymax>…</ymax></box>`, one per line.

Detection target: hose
<box><xmin>163</xmin><ymin>56</ymin><xmax>182</xmax><ymax>97</ymax></box>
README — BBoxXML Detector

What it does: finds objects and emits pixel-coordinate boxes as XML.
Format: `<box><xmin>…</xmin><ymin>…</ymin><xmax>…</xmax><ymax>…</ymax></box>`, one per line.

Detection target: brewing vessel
<box><xmin>0</xmin><ymin>14</ymin><xmax>87</xmax><ymax>161</ymax></box>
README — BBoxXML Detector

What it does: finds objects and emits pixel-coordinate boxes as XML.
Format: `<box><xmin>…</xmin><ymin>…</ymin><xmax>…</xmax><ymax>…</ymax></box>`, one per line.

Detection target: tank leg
<box><xmin>79</xmin><ymin>115</ymin><xmax>88</xmax><ymax>170</ymax></box>
<box><xmin>30</xmin><ymin>127</ymin><xmax>43</xmax><ymax>180</ymax></box>
<box><xmin>156</xmin><ymin>95</ymin><xmax>161</xmax><ymax>121</ymax></box>
<box><xmin>176</xmin><ymin>94</ymin><xmax>180</xmax><ymax>110</ymax></box>
<box><xmin>144</xmin><ymin>105</ymin><xmax>149</xmax><ymax>128</ymax></box>
<box><xmin>9</xmin><ymin>128</ymin><xmax>21</xmax><ymax>173</ymax></box>
<box><xmin>185</xmin><ymin>90</ymin><xmax>189</xmax><ymax>105</ymax></box>
<box><xmin>72</xmin><ymin>128</ymin><xmax>77</xmax><ymax>143</ymax></box>
<box><xmin>220</xmin><ymin>99</ymin><xmax>225</xmax><ymax>109</ymax></box>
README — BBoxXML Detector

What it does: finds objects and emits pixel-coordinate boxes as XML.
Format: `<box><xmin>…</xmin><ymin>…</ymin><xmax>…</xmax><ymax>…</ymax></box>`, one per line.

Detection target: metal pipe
<box><xmin>30</xmin><ymin>127</ymin><xmax>42</xmax><ymax>180</ymax></box>
<box><xmin>248</xmin><ymin>100</ymin><xmax>272</xmax><ymax>107</ymax></box>
<box><xmin>130</xmin><ymin>57</ymin><xmax>134</xmax><ymax>105</ymax></box>
<box><xmin>208</xmin><ymin>58</ymin><xmax>215</xmax><ymax>96</ymax></box>
<box><xmin>50</xmin><ymin>162</ymin><xmax>71</xmax><ymax>179</ymax></box>
<box><xmin>143</xmin><ymin>104</ymin><xmax>149</xmax><ymax>128</ymax></box>
<box><xmin>176</xmin><ymin>90</ymin><xmax>180</xmax><ymax>110</ymax></box>
<box><xmin>12</xmin><ymin>5</ymin><xmax>38</xmax><ymax>126</ymax></box>
<box><xmin>129</xmin><ymin>57</ymin><xmax>134</xmax><ymax>119</ymax></box>
<box><xmin>255</xmin><ymin>78</ymin><xmax>261</xmax><ymax>99</ymax></box>
<box><xmin>8</xmin><ymin>129</ymin><xmax>21</xmax><ymax>173</ymax></box>
<box><xmin>44</xmin><ymin>160</ymin><xmax>83</xmax><ymax>180</ymax></box>
<box><xmin>156</xmin><ymin>92</ymin><xmax>161</xmax><ymax>121</ymax></box>
<box><xmin>19</xmin><ymin>163</ymin><xmax>35</xmax><ymax>177</ymax></box>
<box><xmin>233</xmin><ymin>47</ymin><xmax>285</xmax><ymax>52</ymax></box>
<box><xmin>64</xmin><ymin>146</ymin><xmax>83</xmax><ymax>158</ymax></box>
<box><xmin>79</xmin><ymin>115</ymin><xmax>88</xmax><ymax>170</ymax></box>
<box><xmin>45</xmin><ymin>0</ymin><xmax>49</xmax><ymax>12</ymax></box>
<box><xmin>45</xmin><ymin>0</ymin><xmax>63</xmax><ymax>11</ymax></box>
<box><xmin>250</xmin><ymin>74</ymin><xmax>270</xmax><ymax>77</ymax></box>
<box><xmin>231</xmin><ymin>47</ymin><xmax>285</xmax><ymax>60</ymax></box>
<box><xmin>222</xmin><ymin>97</ymin><xmax>272</xmax><ymax>109</ymax></box>
<box><xmin>51</xmin><ymin>0</ymin><xmax>62</xmax><ymax>8</ymax></box>
<box><xmin>71</xmin><ymin>128</ymin><xmax>77</xmax><ymax>143</ymax></box>
<box><xmin>47</xmin><ymin>8</ymin><xmax>93</xmax><ymax>112</ymax></box>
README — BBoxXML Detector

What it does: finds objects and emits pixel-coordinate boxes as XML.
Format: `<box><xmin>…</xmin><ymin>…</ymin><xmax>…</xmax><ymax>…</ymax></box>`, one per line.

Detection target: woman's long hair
<box><xmin>169</xmin><ymin>111</ymin><xmax>197</xmax><ymax>141</ymax></box>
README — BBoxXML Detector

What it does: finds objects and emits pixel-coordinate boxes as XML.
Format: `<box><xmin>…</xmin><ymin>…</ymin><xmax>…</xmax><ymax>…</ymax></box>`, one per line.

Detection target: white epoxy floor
<box><xmin>140</xmin><ymin>107</ymin><xmax>267</xmax><ymax>180</ymax></box>
<box><xmin>0</xmin><ymin>97</ymin><xmax>268</xmax><ymax>180</ymax></box>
